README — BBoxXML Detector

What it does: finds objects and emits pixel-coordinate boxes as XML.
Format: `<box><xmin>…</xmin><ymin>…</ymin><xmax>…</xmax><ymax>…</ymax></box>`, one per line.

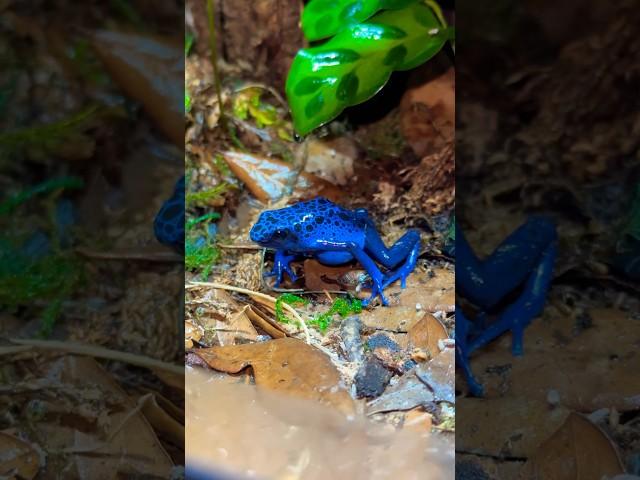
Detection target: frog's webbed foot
<box><xmin>349</xmin><ymin>245</ymin><xmax>389</xmax><ymax>306</ymax></box>
<box><xmin>381</xmin><ymin>239</ymin><xmax>421</xmax><ymax>289</ymax></box>
<box><xmin>456</xmin><ymin>309</ymin><xmax>483</xmax><ymax>396</ymax></box>
<box><xmin>264</xmin><ymin>250</ymin><xmax>298</xmax><ymax>288</ymax></box>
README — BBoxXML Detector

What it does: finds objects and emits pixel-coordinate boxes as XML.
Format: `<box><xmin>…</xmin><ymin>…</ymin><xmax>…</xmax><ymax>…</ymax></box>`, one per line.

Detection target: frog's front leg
<box><xmin>361</xmin><ymin>219</ymin><xmax>421</xmax><ymax>289</ymax></box>
<box><xmin>264</xmin><ymin>250</ymin><xmax>298</xmax><ymax>287</ymax></box>
<box><xmin>468</xmin><ymin>238</ymin><xmax>557</xmax><ymax>356</ymax></box>
<box><xmin>348</xmin><ymin>245</ymin><xmax>389</xmax><ymax>306</ymax></box>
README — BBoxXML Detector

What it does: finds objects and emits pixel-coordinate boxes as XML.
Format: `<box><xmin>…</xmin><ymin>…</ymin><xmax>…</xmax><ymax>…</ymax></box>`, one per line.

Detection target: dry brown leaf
<box><xmin>193</xmin><ymin>338</ymin><xmax>355</xmax><ymax>415</ymax></box>
<box><xmin>378</xmin><ymin>268</ymin><xmax>455</xmax><ymax>312</ymax></box>
<box><xmin>49</xmin><ymin>356</ymin><xmax>174</xmax><ymax>477</ymax></box>
<box><xmin>91</xmin><ymin>30</ymin><xmax>183</xmax><ymax>147</ymax></box>
<box><xmin>520</xmin><ymin>412</ymin><xmax>625</xmax><ymax>480</ymax></box>
<box><xmin>185</xmin><ymin>320</ymin><xmax>202</xmax><ymax>350</ymax></box>
<box><xmin>0</xmin><ymin>431</ymin><xmax>40</xmax><ymax>479</ymax></box>
<box><xmin>403</xmin><ymin>408</ymin><xmax>433</xmax><ymax>433</ymax></box>
<box><xmin>456</xmin><ymin>396</ymin><xmax>570</xmax><ymax>458</ymax></box>
<box><xmin>400</xmin><ymin>67</ymin><xmax>455</xmax><ymax>158</ymax></box>
<box><xmin>407</xmin><ymin>313</ymin><xmax>448</xmax><ymax>357</ymax></box>
<box><xmin>303</xmin><ymin>259</ymin><xmax>357</xmax><ymax>292</ymax></box>
<box><xmin>221</xmin><ymin>150</ymin><xmax>343</xmax><ymax>203</ymax></box>
<box><xmin>469</xmin><ymin>309</ymin><xmax>640</xmax><ymax>411</ymax></box>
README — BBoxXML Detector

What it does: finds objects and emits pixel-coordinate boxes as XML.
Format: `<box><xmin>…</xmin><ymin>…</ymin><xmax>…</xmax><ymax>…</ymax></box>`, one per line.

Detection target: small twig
<box><xmin>217</xmin><ymin>244</ymin><xmax>262</xmax><ymax>250</ymax></box>
<box><xmin>75</xmin><ymin>247</ymin><xmax>182</xmax><ymax>262</ymax></box>
<box><xmin>187</xmin><ymin>281</ymin><xmax>312</xmax><ymax>344</ymax></box>
<box><xmin>6</xmin><ymin>339</ymin><xmax>183</xmax><ymax>375</ymax></box>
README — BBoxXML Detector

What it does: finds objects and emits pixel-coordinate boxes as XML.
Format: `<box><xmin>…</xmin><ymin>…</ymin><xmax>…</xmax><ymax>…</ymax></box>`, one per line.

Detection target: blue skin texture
<box><xmin>456</xmin><ymin>216</ymin><xmax>558</xmax><ymax>396</ymax></box>
<box><xmin>154</xmin><ymin>175</ymin><xmax>185</xmax><ymax>253</ymax></box>
<box><xmin>249</xmin><ymin>197</ymin><xmax>421</xmax><ymax>306</ymax></box>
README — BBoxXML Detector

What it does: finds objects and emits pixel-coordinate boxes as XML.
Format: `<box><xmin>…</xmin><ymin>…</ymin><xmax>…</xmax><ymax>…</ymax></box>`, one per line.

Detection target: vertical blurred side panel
<box><xmin>456</xmin><ymin>0</ymin><xmax>639</xmax><ymax>478</ymax></box>
<box><xmin>0</xmin><ymin>1</ymin><xmax>186</xmax><ymax>477</ymax></box>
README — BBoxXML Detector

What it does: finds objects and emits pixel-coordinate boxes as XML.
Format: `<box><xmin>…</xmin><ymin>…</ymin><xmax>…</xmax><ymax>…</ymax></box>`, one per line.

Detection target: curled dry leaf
<box><xmin>0</xmin><ymin>432</ymin><xmax>40</xmax><ymax>480</ymax></box>
<box><xmin>91</xmin><ymin>30</ymin><xmax>183</xmax><ymax>146</ymax></box>
<box><xmin>221</xmin><ymin>150</ymin><xmax>343</xmax><ymax>203</ymax></box>
<box><xmin>193</xmin><ymin>337</ymin><xmax>355</xmax><ymax>415</ymax></box>
<box><xmin>245</xmin><ymin>305</ymin><xmax>288</xmax><ymax>339</ymax></box>
<box><xmin>138</xmin><ymin>393</ymin><xmax>185</xmax><ymax>449</ymax></box>
<box><xmin>520</xmin><ymin>412</ymin><xmax>625</xmax><ymax>480</ymax></box>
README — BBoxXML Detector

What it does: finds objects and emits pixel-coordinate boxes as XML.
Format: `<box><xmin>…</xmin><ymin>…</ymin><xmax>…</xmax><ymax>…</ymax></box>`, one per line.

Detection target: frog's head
<box><xmin>250</xmin><ymin>210</ymin><xmax>299</xmax><ymax>249</ymax></box>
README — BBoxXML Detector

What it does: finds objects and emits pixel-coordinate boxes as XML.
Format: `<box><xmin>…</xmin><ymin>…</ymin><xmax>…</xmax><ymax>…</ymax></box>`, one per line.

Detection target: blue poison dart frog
<box><xmin>249</xmin><ymin>197</ymin><xmax>421</xmax><ymax>306</ymax></box>
<box><xmin>456</xmin><ymin>217</ymin><xmax>558</xmax><ymax>396</ymax></box>
<box><xmin>154</xmin><ymin>176</ymin><xmax>185</xmax><ymax>253</ymax></box>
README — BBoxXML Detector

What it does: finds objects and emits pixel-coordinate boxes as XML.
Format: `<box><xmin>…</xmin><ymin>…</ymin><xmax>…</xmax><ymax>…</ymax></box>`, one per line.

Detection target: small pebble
<box><xmin>546</xmin><ymin>389</ymin><xmax>560</xmax><ymax>406</ymax></box>
<box><xmin>354</xmin><ymin>357</ymin><xmax>392</xmax><ymax>398</ymax></box>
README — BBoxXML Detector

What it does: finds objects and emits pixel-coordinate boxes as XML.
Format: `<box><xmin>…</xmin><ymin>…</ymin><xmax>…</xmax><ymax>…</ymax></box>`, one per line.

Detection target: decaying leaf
<box><xmin>520</xmin><ymin>412</ymin><xmax>625</xmax><ymax>480</ymax></box>
<box><xmin>416</xmin><ymin>348</ymin><xmax>455</xmax><ymax>403</ymax></box>
<box><xmin>400</xmin><ymin>67</ymin><xmax>454</xmax><ymax>158</ymax></box>
<box><xmin>407</xmin><ymin>312</ymin><xmax>448</xmax><ymax>357</ymax></box>
<box><xmin>192</xmin><ymin>338</ymin><xmax>355</xmax><ymax>415</ymax></box>
<box><xmin>221</xmin><ymin>150</ymin><xmax>343</xmax><ymax>203</ymax></box>
<box><xmin>91</xmin><ymin>30</ymin><xmax>183</xmax><ymax>146</ymax></box>
<box><xmin>0</xmin><ymin>432</ymin><xmax>40</xmax><ymax>479</ymax></box>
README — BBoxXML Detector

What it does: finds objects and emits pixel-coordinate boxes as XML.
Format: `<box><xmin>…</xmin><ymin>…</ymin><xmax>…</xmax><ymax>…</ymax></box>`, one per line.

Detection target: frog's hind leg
<box><xmin>457</xmin><ymin>217</ymin><xmax>557</xmax><ymax>310</ymax></box>
<box><xmin>363</xmin><ymin>226</ymin><xmax>421</xmax><ymax>289</ymax></box>
<box><xmin>468</xmin><ymin>239</ymin><xmax>557</xmax><ymax>356</ymax></box>
<box><xmin>456</xmin><ymin>309</ymin><xmax>484</xmax><ymax>396</ymax></box>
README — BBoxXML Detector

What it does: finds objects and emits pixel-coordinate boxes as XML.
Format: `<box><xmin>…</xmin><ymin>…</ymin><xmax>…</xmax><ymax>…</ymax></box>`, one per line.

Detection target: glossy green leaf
<box><xmin>302</xmin><ymin>0</ymin><xmax>419</xmax><ymax>41</ymax></box>
<box><xmin>286</xmin><ymin>3</ymin><xmax>452</xmax><ymax>136</ymax></box>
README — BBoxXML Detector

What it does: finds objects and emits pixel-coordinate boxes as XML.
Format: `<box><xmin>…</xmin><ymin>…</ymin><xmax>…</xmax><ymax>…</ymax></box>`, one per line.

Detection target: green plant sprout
<box><xmin>286</xmin><ymin>1</ymin><xmax>453</xmax><ymax>135</ymax></box>
<box><xmin>308</xmin><ymin>297</ymin><xmax>362</xmax><ymax>333</ymax></box>
<box><xmin>0</xmin><ymin>177</ymin><xmax>85</xmax><ymax>337</ymax></box>
<box><xmin>0</xmin><ymin>105</ymin><xmax>116</xmax><ymax>163</ymax></box>
<box><xmin>275</xmin><ymin>293</ymin><xmax>309</xmax><ymax>325</ymax></box>
<box><xmin>275</xmin><ymin>293</ymin><xmax>362</xmax><ymax>333</ymax></box>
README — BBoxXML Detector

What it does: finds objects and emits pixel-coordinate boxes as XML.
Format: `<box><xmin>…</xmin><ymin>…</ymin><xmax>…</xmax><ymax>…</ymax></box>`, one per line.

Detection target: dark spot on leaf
<box><xmin>315</xmin><ymin>14</ymin><xmax>335</xmax><ymax>34</ymax></box>
<box><xmin>415</xmin><ymin>6</ymin><xmax>436</xmax><ymax>28</ymax></box>
<box><xmin>315</xmin><ymin>216</ymin><xmax>324</xmax><ymax>223</ymax></box>
<box><xmin>305</xmin><ymin>92</ymin><xmax>325</xmax><ymax>118</ymax></box>
<box><xmin>383</xmin><ymin>45</ymin><xmax>407</xmax><ymax>66</ymax></box>
<box><xmin>295</xmin><ymin>76</ymin><xmax>325</xmax><ymax>96</ymax></box>
<box><xmin>337</xmin><ymin>72</ymin><xmax>359</xmax><ymax>101</ymax></box>
<box><xmin>306</xmin><ymin>225</ymin><xmax>313</xmax><ymax>232</ymax></box>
